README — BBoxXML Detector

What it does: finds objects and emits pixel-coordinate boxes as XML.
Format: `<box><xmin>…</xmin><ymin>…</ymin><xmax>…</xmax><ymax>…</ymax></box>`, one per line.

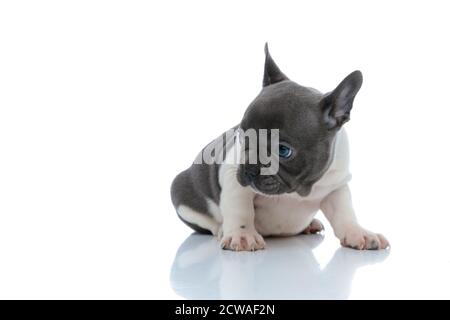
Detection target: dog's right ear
<box><xmin>320</xmin><ymin>70</ymin><xmax>363</xmax><ymax>129</ymax></box>
<box><xmin>263</xmin><ymin>43</ymin><xmax>289</xmax><ymax>87</ymax></box>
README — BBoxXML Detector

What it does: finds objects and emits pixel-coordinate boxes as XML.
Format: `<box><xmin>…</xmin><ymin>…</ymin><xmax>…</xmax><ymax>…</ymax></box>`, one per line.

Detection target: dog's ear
<box><xmin>263</xmin><ymin>43</ymin><xmax>289</xmax><ymax>87</ymax></box>
<box><xmin>321</xmin><ymin>70</ymin><xmax>363</xmax><ymax>129</ymax></box>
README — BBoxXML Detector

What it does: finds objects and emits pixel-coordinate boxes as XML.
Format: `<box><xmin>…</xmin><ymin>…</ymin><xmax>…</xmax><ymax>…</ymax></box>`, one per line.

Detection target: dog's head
<box><xmin>237</xmin><ymin>44</ymin><xmax>363</xmax><ymax>196</ymax></box>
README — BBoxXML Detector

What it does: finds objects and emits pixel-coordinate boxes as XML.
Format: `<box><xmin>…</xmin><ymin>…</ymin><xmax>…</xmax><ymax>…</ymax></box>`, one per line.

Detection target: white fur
<box><xmin>218</xmin><ymin>150</ymin><xmax>265</xmax><ymax>250</ymax></box>
<box><xmin>206</xmin><ymin>198</ymin><xmax>223</xmax><ymax>224</ymax></box>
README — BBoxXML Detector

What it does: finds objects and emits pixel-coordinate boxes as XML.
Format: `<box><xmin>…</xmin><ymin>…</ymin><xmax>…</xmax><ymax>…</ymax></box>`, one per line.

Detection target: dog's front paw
<box><xmin>340</xmin><ymin>225</ymin><xmax>389</xmax><ymax>250</ymax></box>
<box><xmin>220</xmin><ymin>228</ymin><xmax>266</xmax><ymax>251</ymax></box>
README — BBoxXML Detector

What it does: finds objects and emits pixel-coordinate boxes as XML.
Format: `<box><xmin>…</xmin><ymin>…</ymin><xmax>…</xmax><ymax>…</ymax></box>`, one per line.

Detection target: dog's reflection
<box><xmin>170</xmin><ymin>233</ymin><xmax>389</xmax><ymax>299</ymax></box>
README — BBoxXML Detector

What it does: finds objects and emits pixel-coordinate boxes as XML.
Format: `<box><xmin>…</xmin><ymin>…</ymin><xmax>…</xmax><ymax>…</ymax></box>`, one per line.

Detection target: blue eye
<box><xmin>278</xmin><ymin>144</ymin><xmax>293</xmax><ymax>158</ymax></box>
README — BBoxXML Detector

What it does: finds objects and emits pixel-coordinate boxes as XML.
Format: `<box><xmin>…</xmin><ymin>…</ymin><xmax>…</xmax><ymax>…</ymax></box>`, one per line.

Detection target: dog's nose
<box><xmin>244</xmin><ymin>165</ymin><xmax>260</xmax><ymax>181</ymax></box>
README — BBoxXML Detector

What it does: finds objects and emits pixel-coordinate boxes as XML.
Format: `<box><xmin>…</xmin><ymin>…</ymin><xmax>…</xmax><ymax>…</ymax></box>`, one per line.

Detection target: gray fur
<box><xmin>170</xmin><ymin>43</ymin><xmax>363</xmax><ymax>232</ymax></box>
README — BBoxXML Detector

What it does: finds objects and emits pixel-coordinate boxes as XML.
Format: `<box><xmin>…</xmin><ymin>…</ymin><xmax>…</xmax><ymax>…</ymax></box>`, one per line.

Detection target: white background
<box><xmin>1</xmin><ymin>0</ymin><xmax>450</xmax><ymax>299</ymax></box>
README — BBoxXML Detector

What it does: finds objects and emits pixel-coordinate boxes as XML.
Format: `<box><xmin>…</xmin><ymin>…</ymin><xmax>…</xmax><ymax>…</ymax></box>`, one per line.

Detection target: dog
<box><xmin>171</xmin><ymin>44</ymin><xmax>389</xmax><ymax>251</ymax></box>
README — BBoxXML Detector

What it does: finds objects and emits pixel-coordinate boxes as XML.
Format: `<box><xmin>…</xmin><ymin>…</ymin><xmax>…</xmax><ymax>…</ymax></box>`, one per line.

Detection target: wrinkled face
<box><xmin>237</xmin><ymin>81</ymin><xmax>336</xmax><ymax>196</ymax></box>
<box><xmin>236</xmin><ymin>44</ymin><xmax>362</xmax><ymax>196</ymax></box>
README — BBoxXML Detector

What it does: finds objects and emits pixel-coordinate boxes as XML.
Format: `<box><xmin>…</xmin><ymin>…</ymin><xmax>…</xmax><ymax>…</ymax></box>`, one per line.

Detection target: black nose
<box><xmin>244</xmin><ymin>165</ymin><xmax>260</xmax><ymax>181</ymax></box>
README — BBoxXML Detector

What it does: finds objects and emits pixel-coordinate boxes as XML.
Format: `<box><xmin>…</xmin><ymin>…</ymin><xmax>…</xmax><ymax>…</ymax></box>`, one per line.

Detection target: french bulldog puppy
<box><xmin>171</xmin><ymin>44</ymin><xmax>389</xmax><ymax>251</ymax></box>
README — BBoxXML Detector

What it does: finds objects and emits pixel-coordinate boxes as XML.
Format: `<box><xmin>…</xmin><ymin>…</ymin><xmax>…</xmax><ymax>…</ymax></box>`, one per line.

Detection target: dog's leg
<box><xmin>320</xmin><ymin>184</ymin><xmax>389</xmax><ymax>250</ymax></box>
<box><xmin>177</xmin><ymin>205</ymin><xmax>221</xmax><ymax>236</ymax></box>
<box><xmin>219</xmin><ymin>169</ymin><xmax>265</xmax><ymax>251</ymax></box>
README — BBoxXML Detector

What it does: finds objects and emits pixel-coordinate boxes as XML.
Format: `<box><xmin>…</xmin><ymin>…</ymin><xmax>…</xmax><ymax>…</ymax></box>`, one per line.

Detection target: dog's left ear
<box><xmin>263</xmin><ymin>43</ymin><xmax>289</xmax><ymax>87</ymax></box>
<box><xmin>321</xmin><ymin>70</ymin><xmax>363</xmax><ymax>129</ymax></box>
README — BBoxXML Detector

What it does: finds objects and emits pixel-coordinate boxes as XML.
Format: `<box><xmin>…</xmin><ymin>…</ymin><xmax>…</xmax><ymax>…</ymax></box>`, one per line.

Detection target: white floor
<box><xmin>170</xmin><ymin>226</ymin><xmax>450</xmax><ymax>300</ymax></box>
<box><xmin>171</xmin><ymin>233</ymin><xmax>386</xmax><ymax>300</ymax></box>
<box><xmin>12</xmin><ymin>210</ymin><xmax>450</xmax><ymax>298</ymax></box>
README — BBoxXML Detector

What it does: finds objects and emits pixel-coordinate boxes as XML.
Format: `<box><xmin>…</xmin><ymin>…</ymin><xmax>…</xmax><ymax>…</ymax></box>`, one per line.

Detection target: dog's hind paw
<box><xmin>301</xmin><ymin>218</ymin><xmax>324</xmax><ymax>234</ymax></box>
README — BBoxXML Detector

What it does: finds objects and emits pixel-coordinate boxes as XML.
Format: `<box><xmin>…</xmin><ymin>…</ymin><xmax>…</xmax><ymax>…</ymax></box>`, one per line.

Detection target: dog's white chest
<box><xmin>254</xmin><ymin>193</ymin><xmax>319</xmax><ymax>236</ymax></box>
<box><xmin>253</xmin><ymin>171</ymin><xmax>348</xmax><ymax>236</ymax></box>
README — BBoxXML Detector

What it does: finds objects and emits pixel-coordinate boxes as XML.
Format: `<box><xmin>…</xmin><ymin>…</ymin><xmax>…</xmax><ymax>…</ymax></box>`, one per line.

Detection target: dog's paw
<box><xmin>220</xmin><ymin>228</ymin><xmax>266</xmax><ymax>251</ymax></box>
<box><xmin>301</xmin><ymin>218</ymin><xmax>324</xmax><ymax>234</ymax></box>
<box><xmin>340</xmin><ymin>225</ymin><xmax>389</xmax><ymax>250</ymax></box>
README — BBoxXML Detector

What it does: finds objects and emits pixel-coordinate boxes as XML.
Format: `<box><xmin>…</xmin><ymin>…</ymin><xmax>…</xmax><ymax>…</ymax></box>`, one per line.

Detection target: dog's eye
<box><xmin>278</xmin><ymin>144</ymin><xmax>293</xmax><ymax>159</ymax></box>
